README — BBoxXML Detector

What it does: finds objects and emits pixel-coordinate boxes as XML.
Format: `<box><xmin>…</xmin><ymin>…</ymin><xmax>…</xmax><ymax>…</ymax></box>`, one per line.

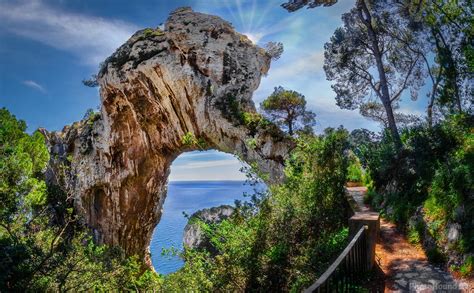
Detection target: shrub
<box><xmin>459</xmin><ymin>256</ymin><xmax>474</xmax><ymax>277</ymax></box>
<box><xmin>353</xmin><ymin>114</ymin><xmax>473</xmax><ymax>265</ymax></box>
<box><xmin>160</xmin><ymin>128</ymin><xmax>351</xmax><ymax>291</ymax></box>
<box><xmin>0</xmin><ymin>108</ymin><xmax>162</xmax><ymax>291</ymax></box>
<box><xmin>347</xmin><ymin>151</ymin><xmax>364</xmax><ymax>183</ymax></box>
<box><xmin>181</xmin><ymin>132</ymin><xmax>207</xmax><ymax>149</ymax></box>
<box><xmin>142</xmin><ymin>28</ymin><xmax>165</xmax><ymax>38</ymax></box>
<box><xmin>426</xmin><ymin>247</ymin><xmax>447</xmax><ymax>264</ymax></box>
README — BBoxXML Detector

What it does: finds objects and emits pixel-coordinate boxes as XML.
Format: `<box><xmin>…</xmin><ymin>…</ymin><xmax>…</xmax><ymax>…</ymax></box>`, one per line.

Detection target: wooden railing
<box><xmin>304</xmin><ymin>226</ymin><xmax>368</xmax><ymax>293</ymax></box>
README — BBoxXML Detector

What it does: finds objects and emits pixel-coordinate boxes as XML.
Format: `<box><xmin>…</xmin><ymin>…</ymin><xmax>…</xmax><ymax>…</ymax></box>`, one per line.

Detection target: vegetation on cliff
<box><xmin>162</xmin><ymin>128</ymin><xmax>351</xmax><ymax>291</ymax></box>
<box><xmin>0</xmin><ymin>108</ymin><xmax>161</xmax><ymax>291</ymax></box>
<box><xmin>1</xmin><ymin>0</ymin><xmax>472</xmax><ymax>290</ymax></box>
<box><xmin>0</xmin><ymin>107</ymin><xmax>351</xmax><ymax>291</ymax></box>
<box><xmin>356</xmin><ymin>114</ymin><xmax>473</xmax><ymax>273</ymax></box>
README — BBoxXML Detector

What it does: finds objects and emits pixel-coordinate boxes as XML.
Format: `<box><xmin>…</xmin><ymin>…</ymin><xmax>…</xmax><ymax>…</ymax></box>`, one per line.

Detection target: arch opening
<box><xmin>44</xmin><ymin>7</ymin><xmax>295</xmax><ymax>263</ymax></box>
<box><xmin>149</xmin><ymin>150</ymin><xmax>266</xmax><ymax>274</ymax></box>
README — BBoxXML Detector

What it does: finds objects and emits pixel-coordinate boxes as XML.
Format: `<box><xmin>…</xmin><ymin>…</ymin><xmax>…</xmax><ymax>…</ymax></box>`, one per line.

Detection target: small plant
<box><xmin>264</xmin><ymin>41</ymin><xmax>284</xmax><ymax>60</ymax></box>
<box><xmin>66</xmin><ymin>154</ymin><xmax>74</xmax><ymax>163</ymax></box>
<box><xmin>346</xmin><ymin>151</ymin><xmax>364</xmax><ymax>183</ymax></box>
<box><xmin>407</xmin><ymin>221</ymin><xmax>424</xmax><ymax>245</ymax></box>
<box><xmin>83</xmin><ymin>108</ymin><xmax>100</xmax><ymax>126</ymax></box>
<box><xmin>214</xmin><ymin>94</ymin><xmax>244</xmax><ymax>125</ymax></box>
<box><xmin>142</xmin><ymin>28</ymin><xmax>165</xmax><ymax>38</ymax></box>
<box><xmin>459</xmin><ymin>256</ymin><xmax>474</xmax><ymax>277</ymax></box>
<box><xmin>181</xmin><ymin>132</ymin><xmax>207</xmax><ymax>149</ymax></box>
<box><xmin>246</xmin><ymin>138</ymin><xmax>257</xmax><ymax>150</ymax></box>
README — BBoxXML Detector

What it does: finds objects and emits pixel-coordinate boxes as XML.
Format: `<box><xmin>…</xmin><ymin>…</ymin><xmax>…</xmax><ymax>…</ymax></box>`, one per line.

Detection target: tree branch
<box><xmin>390</xmin><ymin>55</ymin><xmax>419</xmax><ymax>103</ymax></box>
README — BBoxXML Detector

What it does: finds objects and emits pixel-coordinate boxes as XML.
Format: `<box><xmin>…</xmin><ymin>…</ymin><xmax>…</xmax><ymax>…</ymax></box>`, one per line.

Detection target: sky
<box><xmin>0</xmin><ymin>0</ymin><xmax>428</xmax><ymax>181</ymax></box>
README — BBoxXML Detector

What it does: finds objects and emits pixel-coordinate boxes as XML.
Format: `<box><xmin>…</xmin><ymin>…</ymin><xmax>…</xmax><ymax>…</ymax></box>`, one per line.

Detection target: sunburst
<box><xmin>209</xmin><ymin>0</ymin><xmax>276</xmax><ymax>44</ymax></box>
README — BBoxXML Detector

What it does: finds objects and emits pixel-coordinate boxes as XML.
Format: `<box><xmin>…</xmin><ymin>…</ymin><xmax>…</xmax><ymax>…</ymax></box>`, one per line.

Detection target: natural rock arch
<box><xmin>44</xmin><ymin>7</ymin><xmax>293</xmax><ymax>262</ymax></box>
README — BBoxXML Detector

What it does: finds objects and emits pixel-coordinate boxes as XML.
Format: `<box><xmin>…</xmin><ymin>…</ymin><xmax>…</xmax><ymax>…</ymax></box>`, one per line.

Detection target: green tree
<box><xmin>283</xmin><ymin>0</ymin><xmax>473</xmax><ymax>128</ymax></box>
<box><xmin>0</xmin><ymin>108</ymin><xmax>162</xmax><ymax>291</ymax></box>
<box><xmin>260</xmin><ymin>86</ymin><xmax>316</xmax><ymax>136</ymax></box>
<box><xmin>323</xmin><ymin>1</ymin><xmax>427</xmax><ymax>148</ymax></box>
<box><xmin>401</xmin><ymin>0</ymin><xmax>473</xmax><ymax>124</ymax></box>
<box><xmin>359</xmin><ymin>101</ymin><xmax>420</xmax><ymax>129</ymax></box>
<box><xmin>159</xmin><ymin>128</ymin><xmax>351</xmax><ymax>291</ymax></box>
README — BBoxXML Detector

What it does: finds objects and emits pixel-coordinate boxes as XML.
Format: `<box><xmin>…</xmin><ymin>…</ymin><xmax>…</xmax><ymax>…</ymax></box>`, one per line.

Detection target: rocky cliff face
<box><xmin>43</xmin><ymin>7</ymin><xmax>293</xmax><ymax>263</ymax></box>
<box><xmin>183</xmin><ymin>205</ymin><xmax>234</xmax><ymax>252</ymax></box>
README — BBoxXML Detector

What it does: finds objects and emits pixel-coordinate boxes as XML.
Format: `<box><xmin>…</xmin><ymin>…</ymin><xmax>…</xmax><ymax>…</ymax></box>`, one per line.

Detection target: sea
<box><xmin>149</xmin><ymin>180</ymin><xmax>262</xmax><ymax>275</ymax></box>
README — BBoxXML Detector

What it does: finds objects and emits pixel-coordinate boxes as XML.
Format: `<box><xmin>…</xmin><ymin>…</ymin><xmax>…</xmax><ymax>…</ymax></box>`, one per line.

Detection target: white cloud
<box><xmin>173</xmin><ymin>159</ymin><xmax>242</xmax><ymax>169</ymax></box>
<box><xmin>22</xmin><ymin>80</ymin><xmax>46</xmax><ymax>93</ymax></box>
<box><xmin>267</xmin><ymin>51</ymin><xmax>325</xmax><ymax>83</ymax></box>
<box><xmin>169</xmin><ymin>152</ymin><xmax>247</xmax><ymax>181</ymax></box>
<box><xmin>0</xmin><ymin>0</ymin><xmax>139</xmax><ymax>66</ymax></box>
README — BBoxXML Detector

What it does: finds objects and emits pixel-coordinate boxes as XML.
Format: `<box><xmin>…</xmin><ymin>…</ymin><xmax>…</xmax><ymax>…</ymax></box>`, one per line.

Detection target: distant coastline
<box><xmin>151</xmin><ymin>180</ymin><xmax>261</xmax><ymax>274</ymax></box>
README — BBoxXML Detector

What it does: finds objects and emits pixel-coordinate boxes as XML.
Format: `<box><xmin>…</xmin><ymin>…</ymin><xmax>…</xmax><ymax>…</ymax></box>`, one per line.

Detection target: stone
<box><xmin>447</xmin><ymin>223</ymin><xmax>461</xmax><ymax>243</ymax></box>
<box><xmin>183</xmin><ymin>205</ymin><xmax>234</xmax><ymax>252</ymax></box>
<box><xmin>42</xmin><ymin>7</ymin><xmax>294</xmax><ymax>263</ymax></box>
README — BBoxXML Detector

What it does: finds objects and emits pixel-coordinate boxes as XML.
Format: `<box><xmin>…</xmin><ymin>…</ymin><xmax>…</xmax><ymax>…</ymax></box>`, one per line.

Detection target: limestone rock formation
<box><xmin>43</xmin><ymin>7</ymin><xmax>294</xmax><ymax>262</ymax></box>
<box><xmin>183</xmin><ymin>205</ymin><xmax>234</xmax><ymax>252</ymax></box>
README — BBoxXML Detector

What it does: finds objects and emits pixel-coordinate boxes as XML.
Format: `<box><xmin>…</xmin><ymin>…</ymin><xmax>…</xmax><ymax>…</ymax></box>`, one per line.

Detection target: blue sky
<box><xmin>0</xmin><ymin>0</ymin><xmax>427</xmax><ymax>180</ymax></box>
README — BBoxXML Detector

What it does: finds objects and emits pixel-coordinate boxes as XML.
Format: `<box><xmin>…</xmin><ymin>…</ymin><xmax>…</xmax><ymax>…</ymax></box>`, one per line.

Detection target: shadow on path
<box><xmin>346</xmin><ymin>187</ymin><xmax>470</xmax><ymax>293</ymax></box>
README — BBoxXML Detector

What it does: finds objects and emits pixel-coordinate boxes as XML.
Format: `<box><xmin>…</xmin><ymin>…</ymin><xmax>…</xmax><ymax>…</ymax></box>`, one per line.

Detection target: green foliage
<box><xmin>0</xmin><ymin>108</ymin><xmax>49</xmax><ymax>223</ymax></box>
<box><xmin>242</xmin><ymin>111</ymin><xmax>269</xmax><ymax>129</ymax></box>
<box><xmin>407</xmin><ymin>221</ymin><xmax>424</xmax><ymax>245</ymax></box>
<box><xmin>363</xmin><ymin>190</ymin><xmax>383</xmax><ymax>207</ymax></box>
<box><xmin>354</xmin><ymin>114</ymin><xmax>473</xmax><ymax>264</ymax></box>
<box><xmin>160</xmin><ymin>128</ymin><xmax>350</xmax><ymax>291</ymax></box>
<box><xmin>242</xmin><ymin>111</ymin><xmax>273</xmax><ymax>137</ymax></box>
<box><xmin>0</xmin><ymin>108</ymin><xmax>162</xmax><ymax>291</ymax></box>
<box><xmin>83</xmin><ymin>108</ymin><xmax>100</xmax><ymax>126</ymax></box>
<box><xmin>246</xmin><ymin>137</ymin><xmax>258</xmax><ymax>150</ymax></box>
<box><xmin>260</xmin><ymin>86</ymin><xmax>316</xmax><ymax>136</ymax></box>
<box><xmin>347</xmin><ymin>151</ymin><xmax>363</xmax><ymax>183</ymax></box>
<box><xmin>418</xmin><ymin>0</ymin><xmax>472</xmax><ymax>115</ymax></box>
<box><xmin>214</xmin><ymin>94</ymin><xmax>245</xmax><ymax>125</ymax></box>
<box><xmin>181</xmin><ymin>131</ymin><xmax>207</xmax><ymax>149</ymax></box>
<box><xmin>459</xmin><ymin>256</ymin><xmax>474</xmax><ymax>277</ymax></box>
<box><xmin>142</xmin><ymin>28</ymin><xmax>165</xmax><ymax>38</ymax></box>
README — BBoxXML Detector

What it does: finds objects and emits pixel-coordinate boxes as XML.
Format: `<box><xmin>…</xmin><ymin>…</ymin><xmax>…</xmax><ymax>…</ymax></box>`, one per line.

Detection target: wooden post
<box><xmin>349</xmin><ymin>212</ymin><xmax>380</xmax><ymax>271</ymax></box>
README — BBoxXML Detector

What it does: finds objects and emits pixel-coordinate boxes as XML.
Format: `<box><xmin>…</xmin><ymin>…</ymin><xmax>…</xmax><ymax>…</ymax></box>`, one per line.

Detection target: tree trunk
<box><xmin>288</xmin><ymin>120</ymin><xmax>293</xmax><ymax>136</ymax></box>
<box><xmin>358</xmin><ymin>0</ymin><xmax>402</xmax><ymax>149</ymax></box>
<box><xmin>427</xmin><ymin>104</ymin><xmax>433</xmax><ymax>127</ymax></box>
<box><xmin>427</xmin><ymin>70</ymin><xmax>442</xmax><ymax>127</ymax></box>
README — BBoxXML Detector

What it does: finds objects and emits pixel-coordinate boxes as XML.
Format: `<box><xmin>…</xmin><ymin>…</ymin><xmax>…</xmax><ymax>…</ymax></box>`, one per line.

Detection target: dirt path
<box><xmin>346</xmin><ymin>187</ymin><xmax>473</xmax><ymax>292</ymax></box>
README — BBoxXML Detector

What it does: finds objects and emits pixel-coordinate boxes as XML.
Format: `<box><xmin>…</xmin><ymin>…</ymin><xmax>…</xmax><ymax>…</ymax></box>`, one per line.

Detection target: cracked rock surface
<box><xmin>43</xmin><ymin>7</ymin><xmax>294</xmax><ymax>262</ymax></box>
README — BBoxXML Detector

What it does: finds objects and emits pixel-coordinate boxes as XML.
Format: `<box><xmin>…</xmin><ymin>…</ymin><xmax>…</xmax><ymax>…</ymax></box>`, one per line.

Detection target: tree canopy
<box><xmin>323</xmin><ymin>1</ymin><xmax>427</xmax><ymax>147</ymax></box>
<box><xmin>260</xmin><ymin>86</ymin><xmax>316</xmax><ymax>136</ymax></box>
<box><xmin>281</xmin><ymin>0</ymin><xmax>337</xmax><ymax>12</ymax></box>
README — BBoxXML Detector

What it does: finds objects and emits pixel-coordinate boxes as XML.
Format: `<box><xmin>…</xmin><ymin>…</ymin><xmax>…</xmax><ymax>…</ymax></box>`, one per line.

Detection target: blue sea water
<box><xmin>149</xmin><ymin>180</ymin><xmax>260</xmax><ymax>275</ymax></box>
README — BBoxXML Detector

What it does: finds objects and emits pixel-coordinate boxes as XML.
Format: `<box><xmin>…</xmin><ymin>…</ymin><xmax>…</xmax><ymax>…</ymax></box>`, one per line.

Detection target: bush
<box><xmin>0</xmin><ymin>108</ymin><xmax>162</xmax><ymax>291</ymax></box>
<box><xmin>160</xmin><ymin>128</ymin><xmax>351</xmax><ymax>291</ymax></box>
<box><xmin>426</xmin><ymin>247</ymin><xmax>447</xmax><ymax>264</ymax></box>
<box><xmin>347</xmin><ymin>151</ymin><xmax>364</xmax><ymax>183</ymax></box>
<box><xmin>459</xmin><ymin>256</ymin><xmax>473</xmax><ymax>277</ymax></box>
<box><xmin>352</xmin><ymin>114</ymin><xmax>473</xmax><ymax>264</ymax></box>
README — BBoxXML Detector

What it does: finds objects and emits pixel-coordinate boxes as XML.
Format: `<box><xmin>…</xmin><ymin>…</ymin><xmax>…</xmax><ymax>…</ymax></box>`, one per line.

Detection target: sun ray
<box><xmin>247</xmin><ymin>0</ymin><xmax>256</xmax><ymax>33</ymax></box>
<box><xmin>235</xmin><ymin>0</ymin><xmax>247</xmax><ymax>32</ymax></box>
